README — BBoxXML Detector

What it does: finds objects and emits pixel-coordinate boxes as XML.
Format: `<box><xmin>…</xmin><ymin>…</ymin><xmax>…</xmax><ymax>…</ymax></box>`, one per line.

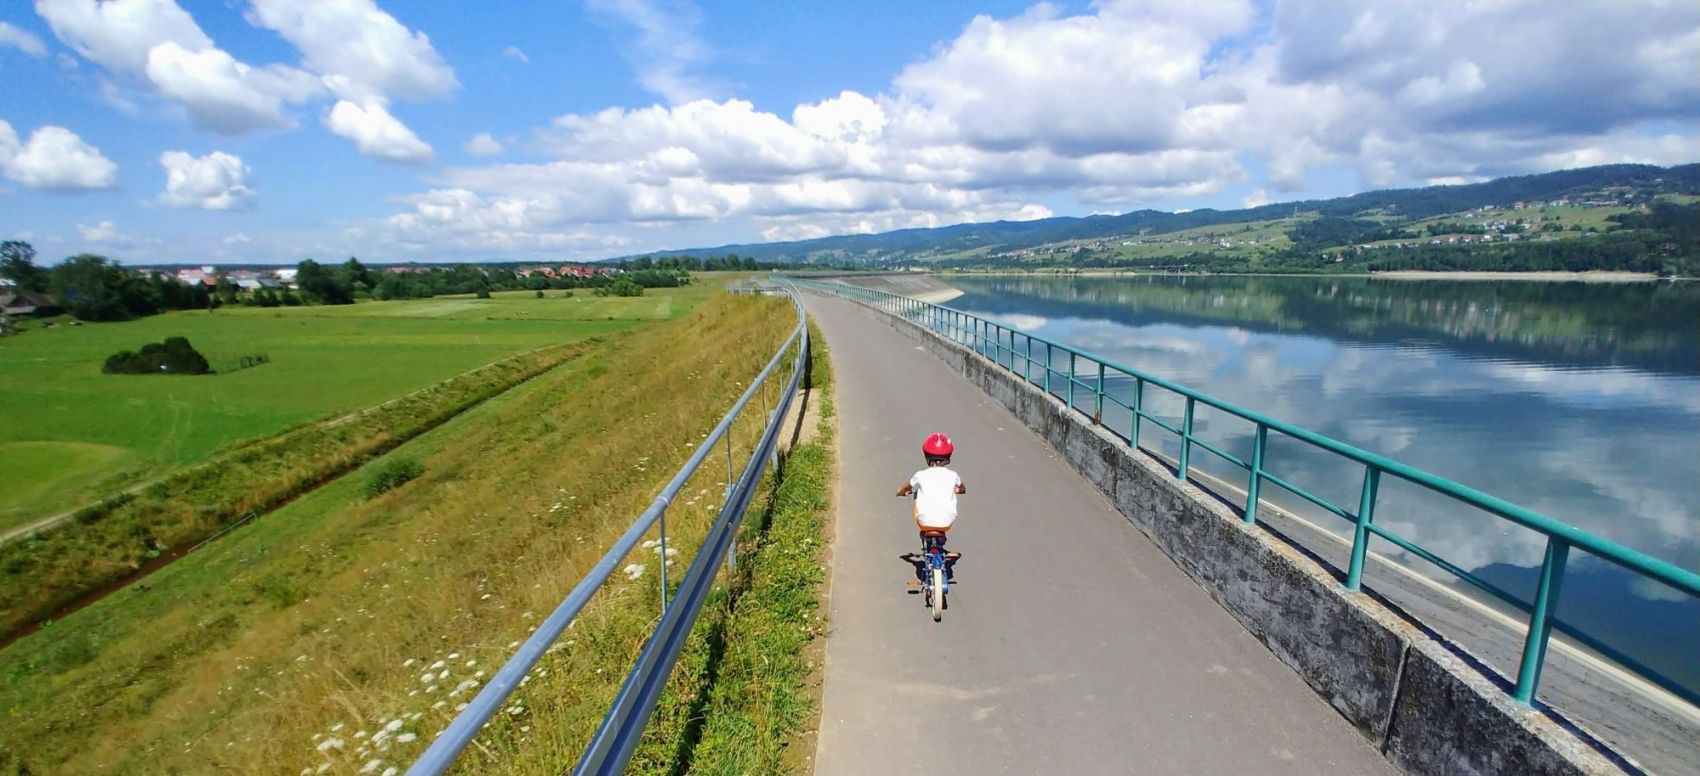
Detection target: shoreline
<box><xmin>1366</xmin><ymin>270</ymin><xmax>1663</xmax><ymax>282</ymax></box>
<box><xmin>933</xmin><ymin>269</ymin><xmax>1679</xmax><ymax>283</ymax></box>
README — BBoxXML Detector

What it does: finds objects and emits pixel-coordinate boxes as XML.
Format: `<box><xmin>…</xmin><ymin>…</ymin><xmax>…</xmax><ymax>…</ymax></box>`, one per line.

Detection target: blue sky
<box><xmin>1</xmin><ymin>0</ymin><xmax>1697</xmax><ymax>265</ymax></box>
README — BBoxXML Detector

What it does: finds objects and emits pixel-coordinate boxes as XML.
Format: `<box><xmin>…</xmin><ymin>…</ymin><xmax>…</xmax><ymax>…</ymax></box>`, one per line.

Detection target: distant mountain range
<box><xmin>629</xmin><ymin>163</ymin><xmax>1700</xmax><ymax>265</ymax></box>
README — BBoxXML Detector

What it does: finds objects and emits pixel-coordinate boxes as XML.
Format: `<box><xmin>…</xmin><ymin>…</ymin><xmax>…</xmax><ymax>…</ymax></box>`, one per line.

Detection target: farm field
<box><xmin>0</xmin><ymin>292</ymin><xmax>794</xmax><ymax>775</ymax></box>
<box><xmin>0</xmin><ymin>282</ymin><xmax>725</xmax><ymax>530</ymax></box>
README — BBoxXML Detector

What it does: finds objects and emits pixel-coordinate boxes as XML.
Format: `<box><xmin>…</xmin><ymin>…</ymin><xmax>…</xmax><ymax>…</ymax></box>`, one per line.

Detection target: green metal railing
<box><xmin>793</xmin><ymin>277</ymin><xmax>1700</xmax><ymax>709</ymax></box>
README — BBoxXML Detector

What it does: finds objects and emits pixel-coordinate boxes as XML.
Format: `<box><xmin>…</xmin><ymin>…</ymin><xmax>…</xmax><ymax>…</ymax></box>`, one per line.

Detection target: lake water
<box><xmin>945</xmin><ymin>274</ymin><xmax>1699</xmax><ymax>693</ymax></box>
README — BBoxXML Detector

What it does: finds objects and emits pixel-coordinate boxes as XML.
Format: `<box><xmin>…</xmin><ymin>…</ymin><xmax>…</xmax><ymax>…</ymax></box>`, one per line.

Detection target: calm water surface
<box><xmin>947</xmin><ymin>275</ymin><xmax>1700</xmax><ymax>690</ymax></box>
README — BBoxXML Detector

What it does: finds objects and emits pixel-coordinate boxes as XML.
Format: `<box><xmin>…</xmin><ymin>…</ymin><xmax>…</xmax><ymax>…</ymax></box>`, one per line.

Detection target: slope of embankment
<box><xmin>0</xmin><ymin>293</ymin><xmax>793</xmax><ymax>775</ymax></box>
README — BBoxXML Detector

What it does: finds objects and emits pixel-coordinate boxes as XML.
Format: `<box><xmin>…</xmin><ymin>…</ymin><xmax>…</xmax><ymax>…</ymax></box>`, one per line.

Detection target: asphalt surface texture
<box><xmin>807</xmin><ymin>294</ymin><xmax>1395</xmax><ymax>776</ymax></box>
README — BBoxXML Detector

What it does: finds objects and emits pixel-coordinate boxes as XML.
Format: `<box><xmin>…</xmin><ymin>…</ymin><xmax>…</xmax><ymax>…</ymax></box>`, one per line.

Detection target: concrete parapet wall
<box><xmin>831</xmin><ymin>295</ymin><xmax>1628</xmax><ymax>776</ymax></box>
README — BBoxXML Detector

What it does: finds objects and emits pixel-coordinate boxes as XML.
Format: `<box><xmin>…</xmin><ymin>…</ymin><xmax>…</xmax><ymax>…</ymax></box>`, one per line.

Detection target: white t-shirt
<box><xmin>909</xmin><ymin>466</ymin><xmax>962</xmax><ymax>529</ymax></box>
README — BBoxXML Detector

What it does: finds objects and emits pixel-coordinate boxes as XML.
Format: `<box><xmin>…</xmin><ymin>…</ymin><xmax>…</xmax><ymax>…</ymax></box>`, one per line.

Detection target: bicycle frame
<box><xmin>922</xmin><ymin>534</ymin><xmax>949</xmax><ymax>601</ymax></box>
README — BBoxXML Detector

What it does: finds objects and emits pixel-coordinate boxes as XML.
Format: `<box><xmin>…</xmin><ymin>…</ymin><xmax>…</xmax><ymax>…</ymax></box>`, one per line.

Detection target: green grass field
<box><xmin>0</xmin><ymin>282</ymin><xmax>726</xmax><ymax>529</ymax></box>
<box><xmin>0</xmin><ymin>293</ymin><xmax>793</xmax><ymax>774</ymax></box>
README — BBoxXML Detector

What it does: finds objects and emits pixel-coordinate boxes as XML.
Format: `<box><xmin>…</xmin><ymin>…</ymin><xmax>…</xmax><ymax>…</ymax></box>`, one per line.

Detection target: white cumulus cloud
<box><xmin>144</xmin><ymin>41</ymin><xmax>320</xmax><ymax>134</ymax></box>
<box><xmin>246</xmin><ymin>0</ymin><xmax>457</xmax><ymax>104</ymax></box>
<box><xmin>158</xmin><ymin>150</ymin><xmax>255</xmax><ymax>210</ymax></box>
<box><xmin>38</xmin><ymin>0</ymin><xmax>321</xmax><ymax>134</ymax></box>
<box><xmin>0</xmin><ymin>119</ymin><xmax>118</xmax><ymax>190</ymax></box>
<box><xmin>78</xmin><ymin>219</ymin><xmax>119</xmax><ymax>241</ymax></box>
<box><xmin>324</xmin><ymin>100</ymin><xmax>433</xmax><ymax>163</ymax></box>
<box><xmin>465</xmin><ymin>132</ymin><xmax>504</xmax><ymax>157</ymax></box>
<box><xmin>0</xmin><ymin>21</ymin><xmax>47</xmax><ymax>56</ymax></box>
<box><xmin>40</xmin><ymin>0</ymin><xmax>455</xmax><ymax>157</ymax></box>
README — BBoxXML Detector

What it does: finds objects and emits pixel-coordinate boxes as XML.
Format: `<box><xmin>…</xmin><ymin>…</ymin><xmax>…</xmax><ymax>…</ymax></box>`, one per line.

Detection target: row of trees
<box><xmin>3</xmin><ymin>242</ymin><xmax>212</xmax><ymax>322</ymax></box>
<box><xmin>1</xmin><ymin>242</ymin><xmax>750</xmax><ymax>324</ymax></box>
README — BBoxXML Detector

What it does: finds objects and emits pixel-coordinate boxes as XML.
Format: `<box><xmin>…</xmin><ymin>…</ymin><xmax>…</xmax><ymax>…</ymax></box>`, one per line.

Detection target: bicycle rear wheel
<box><xmin>931</xmin><ymin>567</ymin><xmax>945</xmax><ymax>622</ymax></box>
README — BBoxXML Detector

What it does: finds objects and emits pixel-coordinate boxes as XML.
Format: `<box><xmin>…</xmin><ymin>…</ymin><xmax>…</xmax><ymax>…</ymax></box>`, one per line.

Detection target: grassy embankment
<box><xmin>0</xmin><ymin>285</ymin><xmax>719</xmax><ymax>528</ymax></box>
<box><xmin>0</xmin><ymin>292</ymin><xmax>794</xmax><ymax>774</ymax></box>
<box><xmin>666</xmin><ymin>320</ymin><xmax>835</xmax><ymax>775</ymax></box>
<box><xmin>0</xmin><ymin>340</ymin><xmax>589</xmax><ymax>639</ymax></box>
<box><xmin>450</xmin><ymin>323</ymin><xmax>838</xmax><ymax>776</ymax></box>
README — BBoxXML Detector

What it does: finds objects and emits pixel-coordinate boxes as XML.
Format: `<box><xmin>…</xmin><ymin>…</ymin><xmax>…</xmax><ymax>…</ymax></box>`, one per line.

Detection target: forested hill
<box><xmin>632</xmin><ymin>163</ymin><xmax>1700</xmax><ymax>270</ymax></box>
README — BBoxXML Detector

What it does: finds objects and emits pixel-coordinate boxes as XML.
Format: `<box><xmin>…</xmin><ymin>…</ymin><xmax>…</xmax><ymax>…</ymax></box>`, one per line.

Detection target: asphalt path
<box><xmin>807</xmin><ymin>295</ymin><xmax>1394</xmax><ymax>776</ymax></box>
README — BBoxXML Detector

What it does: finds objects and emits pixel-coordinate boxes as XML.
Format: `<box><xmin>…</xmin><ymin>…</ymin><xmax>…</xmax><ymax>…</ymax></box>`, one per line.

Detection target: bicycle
<box><xmin>916</xmin><ymin>530</ymin><xmax>957</xmax><ymax>622</ymax></box>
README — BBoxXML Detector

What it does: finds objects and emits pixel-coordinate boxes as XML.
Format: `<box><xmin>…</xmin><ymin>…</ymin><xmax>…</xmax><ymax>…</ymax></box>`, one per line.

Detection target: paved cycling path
<box><xmin>806</xmin><ymin>295</ymin><xmax>1393</xmax><ymax>775</ymax></box>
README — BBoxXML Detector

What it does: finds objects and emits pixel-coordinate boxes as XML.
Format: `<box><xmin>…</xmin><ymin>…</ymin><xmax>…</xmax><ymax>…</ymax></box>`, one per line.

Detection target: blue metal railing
<box><xmin>409</xmin><ymin>287</ymin><xmax>809</xmax><ymax>775</ymax></box>
<box><xmin>792</xmin><ymin>277</ymin><xmax>1700</xmax><ymax>710</ymax></box>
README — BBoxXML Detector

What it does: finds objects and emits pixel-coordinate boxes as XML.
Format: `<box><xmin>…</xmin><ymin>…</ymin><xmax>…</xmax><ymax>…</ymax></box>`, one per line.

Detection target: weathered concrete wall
<box><xmin>827</xmin><ymin>294</ymin><xmax>1630</xmax><ymax>776</ymax></box>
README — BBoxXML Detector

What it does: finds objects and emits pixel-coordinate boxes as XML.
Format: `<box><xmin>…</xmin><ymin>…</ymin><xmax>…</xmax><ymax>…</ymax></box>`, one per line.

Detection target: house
<box><xmin>0</xmin><ymin>291</ymin><xmax>62</xmax><ymax>317</ymax></box>
<box><xmin>236</xmin><ymin>278</ymin><xmax>284</xmax><ymax>291</ymax></box>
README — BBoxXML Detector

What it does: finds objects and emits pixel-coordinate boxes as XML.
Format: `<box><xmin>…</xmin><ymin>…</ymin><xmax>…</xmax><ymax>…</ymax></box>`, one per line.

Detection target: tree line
<box><xmin>0</xmin><ymin>241</ymin><xmax>779</xmax><ymax>324</ymax></box>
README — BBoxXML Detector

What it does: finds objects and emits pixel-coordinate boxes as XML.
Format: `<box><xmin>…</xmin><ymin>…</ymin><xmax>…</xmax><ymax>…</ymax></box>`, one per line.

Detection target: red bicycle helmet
<box><xmin>922</xmin><ymin>432</ymin><xmax>955</xmax><ymax>458</ymax></box>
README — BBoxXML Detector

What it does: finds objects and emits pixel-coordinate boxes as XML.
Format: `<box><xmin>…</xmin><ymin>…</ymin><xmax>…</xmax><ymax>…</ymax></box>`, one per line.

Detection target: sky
<box><xmin>0</xmin><ymin>0</ymin><xmax>1697</xmax><ymax>266</ymax></box>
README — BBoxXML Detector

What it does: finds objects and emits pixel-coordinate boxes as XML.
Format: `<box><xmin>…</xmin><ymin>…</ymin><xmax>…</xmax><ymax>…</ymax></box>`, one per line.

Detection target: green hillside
<box><xmin>630</xmin><ymin>163</ymin><xmax>1700</xmax><ymax>274</ymax></box>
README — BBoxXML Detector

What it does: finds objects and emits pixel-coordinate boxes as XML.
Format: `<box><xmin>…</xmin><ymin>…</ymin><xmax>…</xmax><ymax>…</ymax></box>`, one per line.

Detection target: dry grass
<box><xmin>0</xmin><ymin>293</ymin><xmax>792</xmax><ymax>775</ymax></box>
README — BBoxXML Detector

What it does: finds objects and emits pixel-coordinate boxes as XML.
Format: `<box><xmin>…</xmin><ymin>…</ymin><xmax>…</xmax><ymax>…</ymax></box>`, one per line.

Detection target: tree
<box><xmin>103</xmin><ymin>336</ymin><xmax>210</xmax><ymax>375</ymax></box>
<box><xmin>51</xmin><ymin>254</ymin><xmax>153</xmax><ymax>321</ymax></box>
<box><xmin>213</xmin><ymin>268</ymin><xmax>238</xmax><ymax>306</ymax></box>
<box><xmin>296</xmin><ymin>259</ymin><xmax>354</xmax><ymax>304</ymax></box>
<box><xmin>339</xmin><ymin>257</ymin><xmax>376</xmax><ymax>294</ymax></box>
<box><xmin>0</xmin><ymin>241</ymin><xmax>47</xmax><ymax>292</ymax></box>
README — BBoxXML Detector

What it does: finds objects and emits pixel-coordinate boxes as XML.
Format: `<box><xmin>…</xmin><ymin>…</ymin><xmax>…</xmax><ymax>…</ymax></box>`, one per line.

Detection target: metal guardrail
<box><xmin>792</xmin><ymin>277</ymin><xmax>1700</xmax><ymax>710</ymax></box>
<box><xmin>409</xmin><ymin>287</ymin><xmax>808</xmax><ymax>775</ymax></box>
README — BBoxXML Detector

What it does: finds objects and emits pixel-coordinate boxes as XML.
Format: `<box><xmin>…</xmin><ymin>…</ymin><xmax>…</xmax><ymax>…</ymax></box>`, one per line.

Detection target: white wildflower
<box><xmin>397</xmin><ymin>733</ymin><xmax>417</xmax><ymax>744</ymax></box>
<box><xmin>316</xmin><ymin>738</ymin><xmax>346</xmax><ymax>752</ymax></box>
<box><xmin>623</xmin><ymin>563</ymin><xmax>646</xmax><ymax>580</ymax></box>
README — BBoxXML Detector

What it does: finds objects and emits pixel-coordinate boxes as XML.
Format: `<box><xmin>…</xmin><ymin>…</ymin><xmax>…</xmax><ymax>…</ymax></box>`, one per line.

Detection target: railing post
<box><xmin>1514</xmin><ymin>538</ymin><xmax>1570</xmax><ymax>705</ymax></box>
<box><xmin>1345</xmin><ymin>466</ymin><xmax>1381</xmax><ymax>591</ymax></box>
<box><xmin>1043</xmin><ymin>342</ymin><xmax>1052</xmax><ymax>396</ymax></box>
<box><xmin>1131</xmin><ymin>378</ymin><xmax>1143</xmax><ymax>448</ymax></box>
<box><xmin>724</xmin><ymin>419</ymin><xmax>736</xmax><ymax>573</ymax></box>
<box><xmin>657</xmin><ymin>513</ymin><xmax>669</xmax><ymax>612</ymax></box>
<box><xmin>1067</xmin><ymin>351</ymin><xmax>1077</xmax><ymax>410</ymax></box>
<box><xmin>1093</xmin><ymin>362</ymin><xmax>1105</xmax><ymax>425</ymax></box>
<box><xmin>1176</xmin><ymin>397</ymin><xmax>1195</xmax><ymax>481</ymax></box>
<box><xmin>1243</xmin><ymin>424</ymin><xmax>1267</xmax><ymax>525</ymax></box>
<box><xmin>1024</xmin><ymin>336</ymin><xmax>1033</xmax><ymax>384</ymax></box>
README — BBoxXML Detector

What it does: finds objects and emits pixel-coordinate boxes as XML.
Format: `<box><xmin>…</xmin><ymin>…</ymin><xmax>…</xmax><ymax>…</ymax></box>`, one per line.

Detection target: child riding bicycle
<box><xmin>896</xmin><ymin>432</ymin><xmax>965</xmax><ymax>580</ymax></box>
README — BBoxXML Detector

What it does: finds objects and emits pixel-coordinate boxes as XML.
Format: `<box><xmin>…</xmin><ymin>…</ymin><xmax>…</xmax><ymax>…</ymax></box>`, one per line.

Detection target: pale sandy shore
<box><xmin>1367</xmin><ymin>270</ymin><xmax>1663</xmax><ymax>282</ymax></box>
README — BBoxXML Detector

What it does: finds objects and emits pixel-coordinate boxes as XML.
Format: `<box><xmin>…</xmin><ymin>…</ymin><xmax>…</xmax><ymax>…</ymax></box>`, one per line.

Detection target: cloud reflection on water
<box><xmin>954</xmin><ymin>274</ymin><xmax>1700</xmax><ymax>688</ymax></box>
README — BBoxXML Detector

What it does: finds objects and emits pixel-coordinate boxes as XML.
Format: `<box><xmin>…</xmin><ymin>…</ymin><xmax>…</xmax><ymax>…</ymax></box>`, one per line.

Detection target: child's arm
<box><xmin>954</xmin><ymin>472</ymin><xmax>966</xmax><ymax>495</ymax></box>
<box><xmin>896</xmin><ymin>482</ymin><xmax>914</xmax><ymax>497</ymax></box>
